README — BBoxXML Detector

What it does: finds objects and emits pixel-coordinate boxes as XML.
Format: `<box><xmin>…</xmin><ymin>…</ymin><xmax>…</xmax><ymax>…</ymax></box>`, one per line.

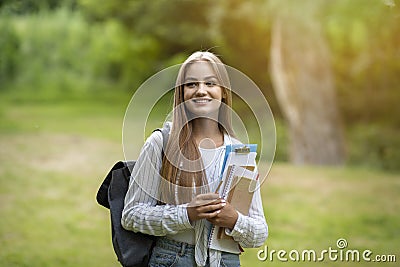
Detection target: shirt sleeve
<box><xmin>224</xmin><ymin>183</ymin><xmax>268</xmax><ymax>248</ymax></box>
<box><xmin>121</xmin><ymin>131</ymin><xmax>193</xmax><ymax>236</ymax></box>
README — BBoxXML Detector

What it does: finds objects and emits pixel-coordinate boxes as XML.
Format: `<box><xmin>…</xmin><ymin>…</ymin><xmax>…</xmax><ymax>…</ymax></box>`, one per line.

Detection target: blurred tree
<box><xmin>78</xmin><ymin>0</ymin><xmax>214</xmax><ymax>64</ymax></box>
<box><xmin>1</xmin><ymin>0</ymin><xmax>399</xmax><ymax>169</ymax></box>
<box><xmin>321</xmin><ymin>0</ymin><xmax>400</xmax><ymax>170</ymax></box>
<box><xmin>0</xmin><ymin>20</ymin><xmax>19</xmax><ymax>87</ymax></box>
<box><xmin>0</xmin><ymin>0</ymin><xmax>76</xmax><ymax>14</ymax></box>
<box><xmin>322</xmin><ymin>0</ymin><xmax>400</xmax><ymax>127</ymax></box>
<box><xmin>206</xmin><ymin>0</ymin><xmax>279</xmax><ymax>115</ymax></box>
<box><xmin>269</xmin><ymin>0</ymin><xmax>345</xmax><ymax>165</ymax></box>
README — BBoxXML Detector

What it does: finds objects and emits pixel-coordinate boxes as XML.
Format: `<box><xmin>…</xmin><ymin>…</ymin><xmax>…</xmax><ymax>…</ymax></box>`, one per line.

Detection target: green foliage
<box><xmin>0</xmin><ymin>0</ymin><xmax>76</xmax><ymax>14</ymax></box>
<box><xmin>274</xmin><ymin>119</ymin><xmax>289</xmax><ymax>162</ymax></box>
<box><xmin>324</xmin><ymin>0</ymin><xmax>400</xmax><ymax>128</ymax></box>
<box><xmin>79</xmin><ymin>0</ymin><xmax>215</xmax><ymax>59</ymax></box>
<box><xmin>0</xmin><ymin>19</ymin><xmax>19</xmax><ymax>87</ymax></box>
<box><xmin>320</xmin><ymin>1</ymin><xmax>400</xmax><ymax>171</ymax></box>
<box><xmin>1</xmin><ymin>7</ymin><xmax>161</xmax><ymax>98</ymax></box>
<box><xmin>1</xmin><ymin>1</ymin><xmax>399</xmax><ymax>170</ymax></box>
<box><xmin>347</xmin><ymin>124</ymin><xmax>400</xmax><ymax>171</ymax></box>
<box><xmin>209</xmin><ymin>0</ymin><xmax>277</xmax><ymax>113</ymax></box>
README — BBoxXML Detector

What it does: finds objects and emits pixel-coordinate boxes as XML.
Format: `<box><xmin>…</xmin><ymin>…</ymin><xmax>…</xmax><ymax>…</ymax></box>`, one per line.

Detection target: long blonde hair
<box><xmin>160</xmin><ymin>51</ymin><xmax>235</xmax><ymax>204</ymax></box>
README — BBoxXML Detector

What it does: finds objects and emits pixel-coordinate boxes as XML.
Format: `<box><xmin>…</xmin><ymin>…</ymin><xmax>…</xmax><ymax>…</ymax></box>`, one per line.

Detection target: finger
<box><xmin>197</xmin><ymin>202</ymin><xmax>226</xmax><ymax>213</ymax></box>
<box><xmin>200</xmin><ymin>209</ymin><xmax>221</xmax><ymax>219</ymax></box>
<box><xmin>201</xmin><ymin>193</ymin><xmax>220</xmax><ymax>199</ymax></box>
<box><xmin>189</xmin><ymin>194</ymin><xmax>221</xmax><ymax>207</ymax></box>
<box><xmin>196</xmin><ymin>193</ymin><xmax>220</xmax><ymax>201</ymax></box>
<box><xmin>188</xmin><ymin>199</ymin><xmax>220</xmax><ymax>207</ymax></box>
<box><xmin>197</xmin><ymin>195</ymin><xmax>220</xmax><ymax>206</ymax></box>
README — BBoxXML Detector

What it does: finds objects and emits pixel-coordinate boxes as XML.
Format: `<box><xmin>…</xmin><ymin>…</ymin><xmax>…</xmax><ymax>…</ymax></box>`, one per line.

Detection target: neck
<box><xmin>191</xmin><ymin>118</ymin><xmax>224</xmax><ymax>148</ymax></box>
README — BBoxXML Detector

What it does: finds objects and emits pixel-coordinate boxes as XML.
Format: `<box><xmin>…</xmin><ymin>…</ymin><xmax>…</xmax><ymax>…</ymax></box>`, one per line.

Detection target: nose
<box><xmin>195</xmin><ymin>82</ymin><xmax>207</xmax><ymax>96</ymax></box>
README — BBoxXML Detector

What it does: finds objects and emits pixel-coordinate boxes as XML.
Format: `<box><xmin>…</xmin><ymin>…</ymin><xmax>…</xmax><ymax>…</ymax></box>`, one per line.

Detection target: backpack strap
<box><xmin>153</xmin><ymin>124</ymin><xmax>170</xmax><ymax>158</ymax></box>
<box><xmin>96</xmin><ymin>126</ymin><xmax>170</xmax><ymax>209</ymax></box>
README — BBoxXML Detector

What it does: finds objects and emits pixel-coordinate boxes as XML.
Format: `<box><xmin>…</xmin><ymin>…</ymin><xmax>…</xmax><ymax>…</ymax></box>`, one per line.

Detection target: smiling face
<box><xmin>183</xmin><ymin>61</ymin><xmax>224</xmax><ymax>118</ymax></box>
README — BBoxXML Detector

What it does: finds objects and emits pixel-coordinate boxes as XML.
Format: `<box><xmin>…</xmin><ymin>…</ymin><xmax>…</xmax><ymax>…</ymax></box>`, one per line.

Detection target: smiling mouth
<box><xmin>192</xmin><ymin>98</ymin><xmax>212</xmax><ymax>103</ymax></box>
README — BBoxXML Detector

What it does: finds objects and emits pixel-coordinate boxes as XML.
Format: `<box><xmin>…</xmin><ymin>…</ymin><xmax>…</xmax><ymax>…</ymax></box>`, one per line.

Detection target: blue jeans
<box><xmin>149</xmin><ymin>237</ymin><xmax>240</xmax><ymax>267</ymax></box>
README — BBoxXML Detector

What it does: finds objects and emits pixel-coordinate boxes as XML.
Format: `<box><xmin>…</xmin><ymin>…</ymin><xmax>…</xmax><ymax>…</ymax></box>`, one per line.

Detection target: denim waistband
<box><xmin>156</xmin><ymin>237</ymin><xmax>195</xmax><ymax>256</ymax></box>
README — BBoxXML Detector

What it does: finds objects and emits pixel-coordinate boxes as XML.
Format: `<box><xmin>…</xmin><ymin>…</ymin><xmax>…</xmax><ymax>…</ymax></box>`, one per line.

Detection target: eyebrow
<box><xmin>184</xmin><ymin>75</ymin><xmax>218</xmax><ymax>82</ymax></box>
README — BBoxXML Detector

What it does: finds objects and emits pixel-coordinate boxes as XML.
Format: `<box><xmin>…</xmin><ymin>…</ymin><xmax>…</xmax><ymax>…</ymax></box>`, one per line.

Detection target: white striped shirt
<box><xmin>121</xmin><ymin>129</ymin><xmax>268</xmax><ymax>266</ymax></box>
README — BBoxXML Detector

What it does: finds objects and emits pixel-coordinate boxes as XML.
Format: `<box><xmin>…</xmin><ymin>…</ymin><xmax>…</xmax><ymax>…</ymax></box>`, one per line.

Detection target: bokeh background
<box><xmin>0</xmin><ymin>0</ymin><xmax>399</xmax><ymax>266</ymax></box>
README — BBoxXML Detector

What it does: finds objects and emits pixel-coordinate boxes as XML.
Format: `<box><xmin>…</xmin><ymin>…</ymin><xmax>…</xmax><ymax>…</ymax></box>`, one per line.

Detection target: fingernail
<box><xmin>221</xmin><ymin>203</ymin><xmax>226</xmax><ymax>207</ymax></box>
<box><xmin>216</xmin><ymin>210</ymin><xmax>221</xmax><ymax>214</ymax></box>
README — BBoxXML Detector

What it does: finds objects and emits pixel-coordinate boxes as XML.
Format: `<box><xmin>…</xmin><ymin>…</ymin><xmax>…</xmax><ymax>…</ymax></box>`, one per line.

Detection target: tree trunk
<box><xmin>270</xmin><ymin>17</ymin><xmax>345</xmax><ymax>165</ymax></box>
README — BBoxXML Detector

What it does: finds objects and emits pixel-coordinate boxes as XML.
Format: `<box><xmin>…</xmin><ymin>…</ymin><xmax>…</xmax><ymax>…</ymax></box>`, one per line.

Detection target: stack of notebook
<box><xmin>208</xmin><ymin>144</ymin><xmax>259</xmax><ymax>253</ymax></box>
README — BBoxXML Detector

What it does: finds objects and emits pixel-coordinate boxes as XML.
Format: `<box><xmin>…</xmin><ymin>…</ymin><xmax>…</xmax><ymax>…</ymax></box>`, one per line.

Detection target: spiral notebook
<box><xmin>208</xmin><ymin>144</ymin><xmax>258</xmax><ymax>253</ymax></box>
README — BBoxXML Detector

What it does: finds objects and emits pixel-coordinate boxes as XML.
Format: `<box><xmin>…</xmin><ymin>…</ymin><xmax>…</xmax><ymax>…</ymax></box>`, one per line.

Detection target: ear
<box><xmin>222</xmin><ymin>90</ymin><xmax>227</xmax><ymax>99</ymax></box>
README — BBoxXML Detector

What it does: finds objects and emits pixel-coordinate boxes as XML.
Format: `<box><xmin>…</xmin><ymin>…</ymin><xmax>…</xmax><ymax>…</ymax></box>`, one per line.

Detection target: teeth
<box><xmin>193</xmin><ymin>99</ymin><xmax>211</xmax><ymax>103</ymax></box>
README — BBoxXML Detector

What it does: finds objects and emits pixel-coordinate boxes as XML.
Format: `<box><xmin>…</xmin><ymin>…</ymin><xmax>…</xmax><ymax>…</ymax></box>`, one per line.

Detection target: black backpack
<box><xmin>96</xmin><ymin>128</ymin><xmax>169</xmax><ymax>267</ymax></box>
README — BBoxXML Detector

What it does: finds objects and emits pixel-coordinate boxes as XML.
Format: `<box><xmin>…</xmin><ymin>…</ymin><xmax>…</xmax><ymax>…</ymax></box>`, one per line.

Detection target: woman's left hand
<box><xmin>207</xmin><ymin>199</ymin><xmax>238</xmax><ymax>230</ymax></box>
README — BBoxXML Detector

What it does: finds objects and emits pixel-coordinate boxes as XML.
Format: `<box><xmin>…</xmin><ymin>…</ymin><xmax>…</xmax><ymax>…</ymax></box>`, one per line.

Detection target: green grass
<box><xmin>0</xmin><ymin>95</ymin><xmax>399</xmax><ymax>266</ymax></box>
<box><xmin>241</xmin><ymin>165</ymin><xmax>400</xmax><ymax>266</ymax></box>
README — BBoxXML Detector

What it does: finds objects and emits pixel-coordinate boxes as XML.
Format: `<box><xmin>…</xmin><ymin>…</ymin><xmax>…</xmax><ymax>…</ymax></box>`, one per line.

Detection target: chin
<box><xmin>186</xmin><ymin>109</ymin><xmax>220</xmax><ymax>120</ymax></box>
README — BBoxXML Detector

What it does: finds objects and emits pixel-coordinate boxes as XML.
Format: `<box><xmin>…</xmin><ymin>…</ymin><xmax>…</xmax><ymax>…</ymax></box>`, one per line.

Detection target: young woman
<box><xmin>121</xmin><ymin>51</ymin><xmax>268</xmax><ymax>267</ymax></box>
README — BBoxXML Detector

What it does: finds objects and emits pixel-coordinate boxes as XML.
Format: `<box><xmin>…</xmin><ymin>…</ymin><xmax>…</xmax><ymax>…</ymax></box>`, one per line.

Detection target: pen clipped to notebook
<box><xmin>214</xmin><ymin>179</ymin><xmax>224</xmax><ymax>194</ymax></box>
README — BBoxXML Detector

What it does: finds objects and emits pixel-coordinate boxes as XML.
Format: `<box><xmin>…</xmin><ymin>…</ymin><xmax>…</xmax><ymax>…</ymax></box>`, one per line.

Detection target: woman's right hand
<box><xmin>187</xmin><ymin>193</ymin><xmax>226</xmax><ymax>224</ymax></box>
